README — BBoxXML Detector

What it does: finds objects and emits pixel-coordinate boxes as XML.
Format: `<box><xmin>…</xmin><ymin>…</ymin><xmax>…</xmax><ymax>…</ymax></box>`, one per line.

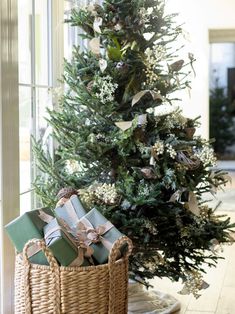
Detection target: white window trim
<box><xmin>0</xmin><ymin>0</ymin><xmax>19</xmax><ymax>313</ymax></box>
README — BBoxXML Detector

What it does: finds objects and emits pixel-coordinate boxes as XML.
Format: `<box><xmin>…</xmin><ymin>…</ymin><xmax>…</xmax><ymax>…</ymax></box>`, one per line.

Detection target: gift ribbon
<box><xmin>63</xmin><ymin>199</ymin><xmax>80</xmax><ymax>224</ymax></box>
<box><xmin>44</xmin><ymin>224</ymin><xmax>94</xmax><ymax>266</ymax></box>
<box><xmin>26</xmin><ymin>222</ymin><xmax>94</xmax><ymax>267</ymax></box>
<box><xmin>24</xmin><ymin>210</ymin><xmax>54</xmax><ymax>259</ymax></box>
<box><xmin>38</xmin><ymin>210</ymin><xmax>54</xmax><ymax>223</ymax></box>
<box><xmin>76</xmin><ymin>218</ymin><xmax>114</xmax><ymax>251</ymax></box>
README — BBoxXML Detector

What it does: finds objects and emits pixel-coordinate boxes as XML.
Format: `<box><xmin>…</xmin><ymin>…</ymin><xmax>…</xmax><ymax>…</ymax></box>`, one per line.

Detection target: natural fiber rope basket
<box><xmin>15</xmin><ymin>236</ymin><xmax>133</xmax><ymax>314</ymax></box>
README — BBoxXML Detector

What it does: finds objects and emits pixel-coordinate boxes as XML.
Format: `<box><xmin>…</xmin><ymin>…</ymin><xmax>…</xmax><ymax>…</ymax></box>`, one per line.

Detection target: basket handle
<box><xmin>108</xmin><ymin>236</ymin><xmax>133</xmax><ymax>265</ymax></box>
<box><xmin>108</xmin><ymin>236</ymin><xmax>133</xmax><ymax>313</ymax></box>
<box><xmin>22</xmin><ymin>239</ymin><xmax>61</xmax><ymax>314</ymax></box>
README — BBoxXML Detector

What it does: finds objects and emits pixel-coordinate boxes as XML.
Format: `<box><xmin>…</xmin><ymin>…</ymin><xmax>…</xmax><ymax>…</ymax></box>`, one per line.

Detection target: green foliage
<box><xmin>209</xmin><ymin>85</ymin><xmax>235</xmax><ymax>156</ymax></box>
<box><xmin>34</xmin><ymin>0</ymin><xmax>235</xmax><ymax>290</ymax></box>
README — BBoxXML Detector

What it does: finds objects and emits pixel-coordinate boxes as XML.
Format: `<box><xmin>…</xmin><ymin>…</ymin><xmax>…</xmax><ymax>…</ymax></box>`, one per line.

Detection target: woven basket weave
<box><xmin>15</xmin><ymin>236</ymin><xmax>133</xmax><ymax>314</ymax></box>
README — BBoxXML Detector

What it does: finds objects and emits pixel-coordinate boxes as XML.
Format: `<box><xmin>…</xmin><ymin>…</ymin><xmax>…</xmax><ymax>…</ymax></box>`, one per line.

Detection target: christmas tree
<box><xmin>33</xmin><ymin>0</ymin><xmax>234</xmax><ymax>296</ymax></box>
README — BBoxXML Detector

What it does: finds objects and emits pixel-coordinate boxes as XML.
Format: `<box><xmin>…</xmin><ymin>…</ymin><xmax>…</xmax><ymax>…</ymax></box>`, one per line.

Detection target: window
<box><xmin>18</xmin><ymin>0</ymin><xmax>88</xmax><ymax>213</ymax></box>
<box><xmin>209</xmin><ymin>30</ymin><xmax>235</xmax><ymax>158</ymax></box>
<box><xmin>18</xmin><ymin>0</ymin><xmax>64</xmax><ymax>212</ymax></box>
<box><xmin>210</xmin><ymin>43</ymin><xmax>235</xmax><ymax>92</ymax></box>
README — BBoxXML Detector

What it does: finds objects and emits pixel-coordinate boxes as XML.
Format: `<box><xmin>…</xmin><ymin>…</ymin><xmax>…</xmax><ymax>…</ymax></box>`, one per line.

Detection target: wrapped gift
<box><xmin>76</xmin><ymin>208</ymin><xmax>123</xmax><ymax>264</ymax></box>
<box><xmin>55</xmin><ymin>195</ymin><xmax>87</xmax><ymax>227</ymax></box>
<box><xmin>5</xmin><ymin>208</ymin><xmax>54</xmax><ymax>265</ymax></box>
<box><xmin>44</xmin><ymin>218</ymin><xmax>91</xmax><ymax>267</ymax></box>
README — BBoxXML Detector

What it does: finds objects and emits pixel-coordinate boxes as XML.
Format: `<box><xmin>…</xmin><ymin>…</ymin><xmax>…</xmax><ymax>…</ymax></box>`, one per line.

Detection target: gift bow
<box><xmin>76</xmin><ymin>218</ymin><xmax>114</xmax><ymax>251</ymax></box>
<box><xmin>33</xmin><ymin>213</ymin><xmax>94</xmax><ymax>267</ymax></box>
<box><xmin>35</xmin><ymin>210</ymin><xmax>94</xmax><ymax>266</ymax></box>
<box><xmin>44</xmin><ymin>223</ymin><xmax>94</xmax><ymax>267</ymax></box>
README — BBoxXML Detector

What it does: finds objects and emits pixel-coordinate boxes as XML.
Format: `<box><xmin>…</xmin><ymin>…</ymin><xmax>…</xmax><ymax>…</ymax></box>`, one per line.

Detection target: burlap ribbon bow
<box><xmin>31</xmin><ymin>210</ymin><xmax>94</xmax><ymax>267</ymax></box>
<box><xmin>44</xmin><ymin>222</ymin><xmax>94</xmax><ymax>267</ymax></box>
<box><xmin>75</xmin><ymin>218</ymin><xmax>114</xmax><ymax>251</ymax></box>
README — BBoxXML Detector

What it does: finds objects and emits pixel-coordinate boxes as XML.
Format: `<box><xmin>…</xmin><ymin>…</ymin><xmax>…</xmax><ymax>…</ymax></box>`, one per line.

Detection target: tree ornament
<box><xmin>137</xmin><ymin>114</ymin><xmax>147</xmax><ymax>127</ymax></box>
<box><xmin>99</xmin><ymin>59</ymin><xmax>107</xmax><ymax>72</ymax></box>
<box><xmin>57</xmin><ymin>187</ymin><xmax>78</xmax><ymax>200</ymax></box>
<box><xmin>149</xmin><ymin>156</ymin><xmax>156</xmax><ymax>166</ymax></box>
<box><xmin>86</xmin><ymin>80</ymin><xmax>94</xmax><ymax>92</ymax></box>
<box><xmin>179</xmin><ymin>271</ymin><xmax>209</xmax><ymax>298</ymax></box>
<box><xmin>86</xmin><ymin>3</ymin><xmax>99</xmax><ymax>16</ymax></box>
<box><xmin>114</xmin><ymin>23</ymin><xmax>122</xmax><ymax>31</ymax></box>
<box><xmin>116</xmin><ymin>62</ymin><xmax>129</xmax><ymax>73</ymax></box>
<box><xmin>168</xmin><ymin>189</ymin><xmax>186</xmax><ymax>203</ymax></box>
<box><xmin>140</xmin><ymin>167</ymin><xmax>157</xmax><ymax>179</ymax></box>
<box><xmin>176</xmin><ymin>152</ymin><xmax>201</xmax><ymax>170</ymax></box>
<box><xmin>169</xmin><ymin>60</ymin><xmax>184</xmax><ymax>72</ymax></box>
<box><xmin>89</xmin><ymin>37</ymin><xmax>100</xmax><ymax>55</ymax></box>
<box><xmin>152</xmin><ymin>141</ymin><xmax>164</xmax><ymax>156</ymax></box>
<box><xmin>115</xmin><ymin>121</ymin><xmax>132</xmax><ymax>131</ymax></box>
<box><xmin>132</xmin><ymin>90</ymin><xmax>162</xmax><ymax>106</ymax></box>
<box><xmin>93</xmin><ymin>17</ymin><xmax>102</xmax><ymax>33</ymax></box>
<box><xmin>188</xmin><ymin>191</ymin><xmax>200</xmax><ymax>216</ymax></box>
<box><xmin>56</xmin><ymin>197</ymin><xmax>69</xmax><ymax>207</ymax></box>
<box><xmin>184</xmin><ymin>127</ymin><xmax>196</xmax><ymax>139</ymax></box>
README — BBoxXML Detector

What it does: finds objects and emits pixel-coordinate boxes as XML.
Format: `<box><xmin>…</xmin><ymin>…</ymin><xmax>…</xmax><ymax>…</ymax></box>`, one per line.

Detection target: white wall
<box><xmin>167</xmin><ymin>0</ymin><xmax>235</xmax><ymax>138</ymax></box>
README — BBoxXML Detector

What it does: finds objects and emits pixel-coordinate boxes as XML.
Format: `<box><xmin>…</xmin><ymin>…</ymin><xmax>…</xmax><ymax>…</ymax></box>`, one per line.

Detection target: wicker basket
<box><xmin>15</xmin><ymin>236</ymin><xmax>133</xmax><ymax>314</ymax></box>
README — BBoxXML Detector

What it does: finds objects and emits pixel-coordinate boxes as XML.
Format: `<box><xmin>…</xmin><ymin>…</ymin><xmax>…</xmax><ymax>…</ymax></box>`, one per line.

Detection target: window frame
<box><xmin>18</xmin><ymin>0</ymin><xmax>65</xmax><ymax>210</ymax></box>
<box><xmin>0</xmin><ymin>0</ymin><xmax>19</xmax><ymax>312</ymax></box>
<box><xmin>0</xmin><ymin>1</ymin><xmax>65</xmax><ymax>312</ymax></box>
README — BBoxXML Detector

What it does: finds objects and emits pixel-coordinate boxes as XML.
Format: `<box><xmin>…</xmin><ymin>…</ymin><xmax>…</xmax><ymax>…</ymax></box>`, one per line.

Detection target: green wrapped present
<box><xmin>55</xmin><ymin>195</ymin><xmax>87</xmax><ymax>227</ymax></box>
<box><xmin>5</xmin><ymin>208</ymin><xmax>54</xmax><ymax>265</ymax></box>
<box><xmin>76</xmin><ymin>208</ymin><xmax>123</xmax><ymax>264</ymax></box>
<box><xmin>44</xmin><ymin>218</ymin><xmax>91</xmax><ymax>267</ymax></box>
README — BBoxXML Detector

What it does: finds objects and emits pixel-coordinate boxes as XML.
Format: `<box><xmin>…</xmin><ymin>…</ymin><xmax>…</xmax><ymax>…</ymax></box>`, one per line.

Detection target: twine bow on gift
<box><xmin>37</xmin><ymin>209</ymin><xmax>95</xmax><ymax>266</ymax></box>
<box><xmin>69</xmin><ymin>238</ymin><xmax>94</xmax><ymax>267</ymax></box>
<box><xmin>43</xmin><ymin>220</ymin><xmax>94</xmax><ymax>267</ymax></box>
<box><xmin>76</xmin><ymin>219</ymin><xmax>114</xmax><ymax>251</ymax></box>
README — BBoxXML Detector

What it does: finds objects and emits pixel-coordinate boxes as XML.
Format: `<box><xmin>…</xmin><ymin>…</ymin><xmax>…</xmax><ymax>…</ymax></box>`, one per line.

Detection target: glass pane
<box><xmin>19</xmin><ymin>86</ymin><xmax>32</xmax><ymax>212</ymax></box>
<box><xmin>209</xmin><ymin>42</ymin><xmax>235</xmax><ymax>159</ymax></box>
<box><xmin>18</xmin><ymin>0</ymin><xmax>32</xmax><ymax>84</ymax></box>
<box><xmin>35</xmin><ymin>0</ymin><xmax>49</xmax><ymax>85</ymax></box>
<box><xmin>210</xmin><ymin>43</ymin><xmax>235</xmax><ymax>89</ymax></box>
<box><xmin>20</xmin><ymin>193</ymin><xmax>32</xmax><ymax>214</ymax></box>
<box><xmin>36</xmin><ymin>87</ymin><xmax>52</xmax><ymax>140</ymax></box>
<box><xmin>64</xmin><ymin>0</ymin><xmax>87</xmax><ymax>60</ymax></box>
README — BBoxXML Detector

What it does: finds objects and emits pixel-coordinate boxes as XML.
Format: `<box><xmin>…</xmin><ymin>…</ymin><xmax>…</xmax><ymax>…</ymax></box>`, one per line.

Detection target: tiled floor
<box><xmin>150</xmin><ymin>170</ymin><xmax>235</xmax><ymax>314</ymax></box>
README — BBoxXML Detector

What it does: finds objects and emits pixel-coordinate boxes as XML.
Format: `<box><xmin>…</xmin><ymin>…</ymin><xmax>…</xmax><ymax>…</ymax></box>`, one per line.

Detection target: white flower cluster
<box><xmin>144</xmin><ymin>45</ymin><xmax>166</xmax><ymax>88</ymax></box>
<box><xmin>65</xmin><ymin>160</ymin><xmax>80</xmax><ymax>174</ymax></box>
<box><xmin>180</xmin><ymin>270</ymin><xmax>208</xmax><ymax>298</ymax></box>
<box><xmin>146</xmin><ymin>103</ymin><xmax>178</xmax><ymax>117</ymax></box>
<box><xmin>165</xmin><ymin>168</ymin><xmax>175</xmax><ymax>178</ymax></box>
<box><xmin>195</xmin><ymin>146</ymin><xmax>217</xmax><ymax>167</ymax></box>
<box><xmin>95</xmin><ymin>183</ymin><xmax>119</xmax><ymax>205</ymax></box>
<box><xmin>144</xmin><ymin>220</ymin><xmax>158</xmax><ymax>235</ymax></box>
<box><xmin>152</xmin><ymin>140</ymin><xmax>177</xmax><ymax>159</ymax></box>
<box><xmin>138</xmin><ymin>181</ymin><xmax>151</xmax><ymax>197</ymax></box>
<box><xmin>163</xmin><ymin>168</ymin><xmax>176</xmax><ymax>189</ymax></box>
<box><xmin>94</xmin><ymin>75</ymin><xmax>118</xmax><ymax>104</ymax></box>
<box><xmin>153</xmin><ymin>140</ymin><xmax>164</xmax><ymax>155</ymax></box>
<box><xmin>121</xmin><ymin>199</ymin><xmax>132</xmax><ymax>210</ymax></box>
<box><xmin>139</xmin><ymin>7</ymin><xmax>153</xmax><ymax>23</ymax></box>
<box><xmin>166</xmin><ymin>111</ymin><xmax>187</xmax><ymax>129</ymax></box>
<box><xmin>167</xmin><ymin>133</ymin><xmax>177</xmax><ymax>140</ymax></box>
<box><xmin>165</xmin><ymin>143</ymin><xmax>177</xmax><ymax>159</ymax></box>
